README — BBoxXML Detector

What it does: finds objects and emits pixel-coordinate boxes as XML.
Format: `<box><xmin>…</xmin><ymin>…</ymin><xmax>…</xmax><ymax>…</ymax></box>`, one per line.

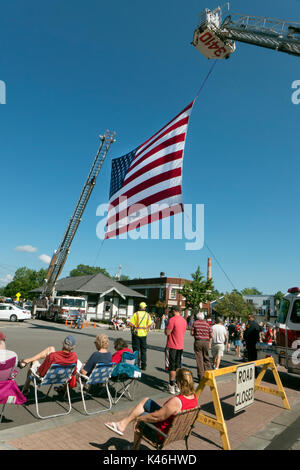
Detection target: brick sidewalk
<box><xmin>4</xmin><ymin>379</ymin><xmax>299</xmax><ymax>451</ymax></box>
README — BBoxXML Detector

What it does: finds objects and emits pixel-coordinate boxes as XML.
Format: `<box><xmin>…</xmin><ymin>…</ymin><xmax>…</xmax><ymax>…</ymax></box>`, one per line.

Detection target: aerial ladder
<box><xmin>192</xmin><ymin>3</ymin><xmax>300</xmax><ymax>60</ymax></box>
<box><xmin>33</xmin><ymin>130</ymin><xmax>116</xmax><ymax>317</ymax></box>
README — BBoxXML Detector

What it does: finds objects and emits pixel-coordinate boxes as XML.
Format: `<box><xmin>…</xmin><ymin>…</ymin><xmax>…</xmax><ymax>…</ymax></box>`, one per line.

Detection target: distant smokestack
<box><xmin>207</xmin><ymin>258</ymin><xmax>212</xmax><ymax>280</ymax></box>
<box><xmin>160</xmin><ymin>272</ymin><xmax>165</xmax><ymax>278</ymax></box>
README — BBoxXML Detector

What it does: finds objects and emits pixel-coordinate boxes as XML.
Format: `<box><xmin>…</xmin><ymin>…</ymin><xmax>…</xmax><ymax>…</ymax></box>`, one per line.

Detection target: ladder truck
<box><xmin>193</xmin><ymin>5</ymin><xmax>300</xmax><ymax>376</ymax></box>
<box><xmin>33</xmin><ymin>130</ymin><xmax>116</xmax><ymax>323</ymax></box>
<box><xmin>192</xmin><ymin>3</ymin><xmax>300</xmax><ymax>60</ymax></box>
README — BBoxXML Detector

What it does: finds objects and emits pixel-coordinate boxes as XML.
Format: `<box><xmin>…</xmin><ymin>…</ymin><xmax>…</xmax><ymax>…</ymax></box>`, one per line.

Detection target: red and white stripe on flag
<box><xmin>105</xmin><ymin>101</ymin><xmax>194</xmax><ymax>239</ymax></box>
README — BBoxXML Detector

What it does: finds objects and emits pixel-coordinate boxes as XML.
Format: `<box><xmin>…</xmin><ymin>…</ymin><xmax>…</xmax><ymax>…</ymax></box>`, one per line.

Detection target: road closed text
<box><xmin>235</xmin><ymin>363</ymin><xmax>255</xmax><ymax>413</ymax></box>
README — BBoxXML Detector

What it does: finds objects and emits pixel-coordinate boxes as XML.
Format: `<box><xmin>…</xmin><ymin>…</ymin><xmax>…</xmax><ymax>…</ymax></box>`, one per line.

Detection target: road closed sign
<box><xmin>234</xmin><ymin>363</ymin><xmax>255</xmax><ymax>413</ymax></box>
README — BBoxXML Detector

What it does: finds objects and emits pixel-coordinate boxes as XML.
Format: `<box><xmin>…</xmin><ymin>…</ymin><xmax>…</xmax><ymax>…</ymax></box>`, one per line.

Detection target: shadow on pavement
<box><xmin>90</xmin><ymin>438</ymin><xmax>150</xmax><ymax>450</ymax></box>
<box><xmin>191</xmin><ymin>429</ymin><xmax>223</xmax><ymax>450</ymax></box>
<box><xmin>140</xmin><ymin>371</ymin><xmax>168</xmax><ymax>393</ymax></box>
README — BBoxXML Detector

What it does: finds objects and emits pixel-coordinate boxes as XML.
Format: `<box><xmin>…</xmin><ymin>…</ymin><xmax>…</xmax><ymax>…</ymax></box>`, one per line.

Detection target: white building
<box><xmin>242</xmin><ymin>294</ymin><xmax>276</xmax><ymax>321</ymax></box>
<box><xmin>32</xmin><ymin>273</ymin><xmax>145</xmax><ymax>321</ymax></box>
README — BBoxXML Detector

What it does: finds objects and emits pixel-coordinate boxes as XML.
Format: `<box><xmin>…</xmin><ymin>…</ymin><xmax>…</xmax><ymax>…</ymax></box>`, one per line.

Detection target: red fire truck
<box><xmin>257</xmin><ymin>287</ymin><xmax>300</xmax><ymax>375</ymax></box>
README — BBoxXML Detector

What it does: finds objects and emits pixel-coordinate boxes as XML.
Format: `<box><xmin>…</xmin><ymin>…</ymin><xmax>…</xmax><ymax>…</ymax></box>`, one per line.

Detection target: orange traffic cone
<box><xmin>65</xmin><ymin>319</ymin><xmax>67</xmax><ymax>326</ymax></box>
<box><xmin>82</xmin><ymin>321</ymin><xmax>85</xmax><ymax>329</ymax></box>
<box><xmin>86</xmin><ymin>321</ymin><xmax>89</xmax><ymax>327</ymax></box>
<box><xmin>70</xmin><ymin>321</ymin><xmax>73</xmax><ymax>327</ymax></box>
<box><xmin>94</xmin><ymin>322</ymin><xmax>96</xmax><ymax>328</ymax></box>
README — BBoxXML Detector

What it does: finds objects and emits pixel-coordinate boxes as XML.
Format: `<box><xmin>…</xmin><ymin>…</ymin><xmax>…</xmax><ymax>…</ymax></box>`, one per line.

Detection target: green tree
<box><xmin>214</xmin><ymin>291</ymin><xmax>255</xmax><ymax>320</ymax></box>
<box><xmin>3</xmin><ymin>267</ymin><xmax>47</xmax><ymax>300</ymax></box>
<box><xmin>211</xmin><ymin>288</ymin><xmax>224</xmax><ymax>301</ymax></box>
<box><xmin>181</xmin><ymin>266</ymin><xmax>214</xmax><ymax>312</ymax></box>
<box><xmin>69</xmin><ymin>264</ymin><xmax>111</xmax><ymax>278</ymax></box>
<box><xmin>241</xmin><ymin>287</ymin><xmax>262</xmax><ymax>295</ymax></box>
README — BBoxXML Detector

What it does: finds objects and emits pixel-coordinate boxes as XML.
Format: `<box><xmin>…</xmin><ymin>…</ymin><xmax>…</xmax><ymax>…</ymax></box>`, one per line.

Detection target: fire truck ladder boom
<box><xmin>220</xmin><ymin>12</ymin><xmax>300</xmax><ymax>57</ymax></box>
<box><xmin>42</xmin><ymin>130</ymin><xmax>116</xmax><ymax>298</ymax></box>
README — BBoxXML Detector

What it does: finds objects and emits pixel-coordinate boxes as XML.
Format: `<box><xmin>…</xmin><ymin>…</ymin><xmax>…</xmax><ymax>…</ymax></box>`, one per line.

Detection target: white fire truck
<box><xmin>257</xmin><ymin>287</ymin><xmax>300</xmax><ymax>375</ymax></box>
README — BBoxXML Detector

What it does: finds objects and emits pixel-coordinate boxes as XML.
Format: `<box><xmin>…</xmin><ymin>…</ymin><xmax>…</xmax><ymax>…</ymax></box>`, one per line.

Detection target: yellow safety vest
<box><xmin>129</xmin><ymin>311</ymin><xmax>152</xmax><ymax>337</ymax></box>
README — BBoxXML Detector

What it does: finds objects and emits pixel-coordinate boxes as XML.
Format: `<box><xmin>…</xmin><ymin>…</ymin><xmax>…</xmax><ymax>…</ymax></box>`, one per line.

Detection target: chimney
<box><xmin>160</xmin><ymin>272</ymin><xmax>165</xmax><ymax>278</ymax></box>
<box><xmin>207</xmin><ymin>258</ymin><xmax>212</xmax><ymax>280</ymax></box>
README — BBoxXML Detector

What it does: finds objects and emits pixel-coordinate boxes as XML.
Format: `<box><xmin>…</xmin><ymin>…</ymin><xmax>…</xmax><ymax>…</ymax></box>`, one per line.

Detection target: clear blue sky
<box><xmin>1</xmin><ymin>0</ymin><xmax>300</xmax><ymax>294</ymax></box>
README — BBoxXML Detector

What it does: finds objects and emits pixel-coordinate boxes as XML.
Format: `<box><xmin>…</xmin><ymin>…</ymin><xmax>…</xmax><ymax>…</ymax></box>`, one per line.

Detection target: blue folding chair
<box><xmin>29</xmin><ymin>363</ymin><xmax>77</xmax><ymax>419</ymax></box>
<box><xmin>77</xmin><ymin>362</ymin><xmax>115</xmax><ymax>415</ymax></box>
<box><xmin>109</xmin><ymin>351</ymin><xmax>141</xmax><ymax>404</ymax></box>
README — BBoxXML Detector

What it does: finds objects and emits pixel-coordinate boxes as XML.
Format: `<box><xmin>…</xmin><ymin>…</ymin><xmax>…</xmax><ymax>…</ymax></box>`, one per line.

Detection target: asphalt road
<box><xmin>1</xmin><ymin>319</ymin><xmax>299</xmax><ymax>438</ymax></box>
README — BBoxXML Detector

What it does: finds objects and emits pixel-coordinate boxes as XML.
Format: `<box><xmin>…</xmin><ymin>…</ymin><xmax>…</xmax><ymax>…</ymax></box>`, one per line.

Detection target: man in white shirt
<box><xmin>211</xmin><ymin>318</ymin><xmax>228</xmax><ymax>370</ymax></box>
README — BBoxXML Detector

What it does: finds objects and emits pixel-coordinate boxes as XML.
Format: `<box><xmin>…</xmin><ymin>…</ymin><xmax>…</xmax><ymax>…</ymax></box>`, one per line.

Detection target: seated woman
<box><xmin>104</xmin><ymin>368</ymin><xmax>198</xmax><ymax>449</ymax></box>
<box><xmin>112</xmin><ymin>338</ymin><xmax>133</xmax><ymax>364</ymax></box>
<box><xmin>80</xmin><ymin>334</ymin><xmax>112</xmax><ymax>376</ymax></box>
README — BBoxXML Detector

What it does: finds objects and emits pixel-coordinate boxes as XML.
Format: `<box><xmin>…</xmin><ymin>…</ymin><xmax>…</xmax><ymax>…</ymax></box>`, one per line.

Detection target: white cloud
<box><xmin>0</xmin><ymin>274</ymin><xmax>13</xmax><ymax>285</ymax></box>
<box><xmin>15</xmin><ymin>245</ymin><xmax>38</xmax><ymax>253</ymax></box>
<box><xmin>39</xmin><ymin>254</ymin><xmax>51</xmax><ymax>264</ymax></box>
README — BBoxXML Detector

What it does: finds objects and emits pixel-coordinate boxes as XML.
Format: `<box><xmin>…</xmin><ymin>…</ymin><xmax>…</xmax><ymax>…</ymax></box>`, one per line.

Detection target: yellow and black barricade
<box><xmin>195</xmin><ymin>357</ymin><xmax>290</xmax><ymax>450</ymax></box>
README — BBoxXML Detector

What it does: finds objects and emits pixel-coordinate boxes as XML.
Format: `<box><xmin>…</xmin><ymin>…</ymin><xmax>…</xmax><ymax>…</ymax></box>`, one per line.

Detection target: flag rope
<box><xmin>194</xmin><ymin>59</ymin><xmax>218</xmax><ymax>102</ymax></box>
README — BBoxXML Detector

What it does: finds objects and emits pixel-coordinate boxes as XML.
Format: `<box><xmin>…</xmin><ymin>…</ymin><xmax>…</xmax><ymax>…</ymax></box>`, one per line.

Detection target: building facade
<box><xmin>32</xmin><ymin>273</ymin><xmax>145</xmax><ymax>321</ymax></box>
<box><xmin>242</xmin><ymin>294</ymin><xmax>276</xmax><ymax>322</ymax></box>
<box><xmin>121</xmin><ymin>273</ymin><xmax>210</xmax><ymax>317</ymax></box>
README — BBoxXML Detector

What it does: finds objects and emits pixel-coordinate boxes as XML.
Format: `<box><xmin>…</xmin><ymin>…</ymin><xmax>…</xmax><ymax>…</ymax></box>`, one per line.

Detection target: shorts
<box><xmin>137</xmin><ymin>399</ymin><xmax>162</xmax><ymax>443</ymax></box>
<box><xmin>234</xmin><ymin>340</ymin><xmax>242</xmax><ymax>347</ymax></box>
<box><xmin>168</xmin><ymin>348</ymin><xmax>183</xmax><ymax>372</ymax></box>
<box><xmin>211</xmin><ymin>343</ymin><xmax>224</xmax><ymax>358</ymax></box>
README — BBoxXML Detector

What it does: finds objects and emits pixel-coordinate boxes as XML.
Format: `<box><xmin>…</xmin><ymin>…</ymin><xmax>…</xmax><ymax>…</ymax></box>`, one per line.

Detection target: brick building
<box><xmin>121</xmin><ymin>272</ymin><xmax>210</xmax><ymax>317</ymax></box>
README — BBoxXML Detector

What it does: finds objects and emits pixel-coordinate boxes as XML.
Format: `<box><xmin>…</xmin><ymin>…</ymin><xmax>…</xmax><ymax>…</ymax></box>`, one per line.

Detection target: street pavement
<box><xmin>0</xmin><ymin>319</ymin><xmax>299</xmax><ymax>451</ymax></box>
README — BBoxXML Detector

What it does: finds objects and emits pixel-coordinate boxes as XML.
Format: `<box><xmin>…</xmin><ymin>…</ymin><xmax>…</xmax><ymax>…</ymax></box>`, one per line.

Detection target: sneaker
<box><xmin>168</xmin><ymin>384</ymin><xmax>176</xmax><ymax>395</ymax></box>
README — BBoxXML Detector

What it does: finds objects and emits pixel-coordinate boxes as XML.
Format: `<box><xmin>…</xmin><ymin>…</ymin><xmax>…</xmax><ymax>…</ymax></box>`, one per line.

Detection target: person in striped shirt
<box><xmin>190</xmin><ymin>311</ymin><xmax>212</xmax><ymax>381</ymax></box>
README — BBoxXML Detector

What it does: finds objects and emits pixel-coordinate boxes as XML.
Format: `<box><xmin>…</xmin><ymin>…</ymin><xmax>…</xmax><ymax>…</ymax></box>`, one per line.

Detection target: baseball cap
<box><xmin>139</xmin><ymin>302</ymin><xmax>147</xmax><ymax>309</ymax></box>
<box><xmin>0</xmin><ymin>332</ymin><xmax>6</xmax><ymax>341</ymax></box>
<box><xmin>63</xmin><ymin>335</ymin><xmax>76</xmax><ymax>348</ymax></box>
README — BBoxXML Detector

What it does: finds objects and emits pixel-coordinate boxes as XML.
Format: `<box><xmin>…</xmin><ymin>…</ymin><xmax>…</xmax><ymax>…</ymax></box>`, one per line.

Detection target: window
<box><xmin>170</xmin><ymin>289</ymin><xmax>177</xmax><ymax>300</ymax></box>
<box><xmin>246</xmin><ymin>299</ymin><xmax>253</xmax><ymax>304</ymax></box>
<box><xmin>291</xmin><ymin>300</ymin><xmax>300</xmax><ymax>324</ymax></box>
<box><xmin>263</xmin><ymin>300</ymin><xmax>270</xmax><ymax>306</ymax></box>
<box><xmin>61</xmin><ymin>298</ymin><xmax>85</xmax><ymax>308</ymax></box>
<box><xmin>278</xmin><ymin>299</ymin><xmax>290</xmax><ymax>324</ymax></box>
<box><xmin>159</xmin><ymin>288</ymin><xmax>165</xmax><ymax>300</ymax></box>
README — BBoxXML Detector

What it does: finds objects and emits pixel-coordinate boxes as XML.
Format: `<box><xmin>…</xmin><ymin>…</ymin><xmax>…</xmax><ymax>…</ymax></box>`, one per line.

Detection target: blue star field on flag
<box><xmin>109</xmin><ymin>149</ymin><xmax>137</xmax><ymax>199</ymax></box>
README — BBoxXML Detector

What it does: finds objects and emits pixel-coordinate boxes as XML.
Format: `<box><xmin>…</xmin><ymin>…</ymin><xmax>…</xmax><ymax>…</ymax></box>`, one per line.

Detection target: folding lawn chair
<box><xmin>109</xmin><ymin>351</ymin><xmax>141</xmax><ymax>404</ymax></box>
<box><xmin>0</xmin><ymin>354</ymin><xmax>26</xmax><ymax>423</ymax></box>
<box><xmin>28</xmin><ymin>362</ymin><xmax>77</xmax><ymax>419</ymax></box>
<box><xmin>135</xmin><ymin>406</ymin><xmax>201</xmax><ymax>450</ymax></box>
<box><xmin>77</xmin><ymin>362</ymin><xmax>115</xmax><ymax>415</ymax></box>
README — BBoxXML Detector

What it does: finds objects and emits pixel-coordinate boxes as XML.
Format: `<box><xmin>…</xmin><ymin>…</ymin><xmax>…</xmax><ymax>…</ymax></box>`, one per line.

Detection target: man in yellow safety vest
<box><xmin>128</xmin><ymin>302</ymin><xmax>152</xmax><ymax>371</ymax></box>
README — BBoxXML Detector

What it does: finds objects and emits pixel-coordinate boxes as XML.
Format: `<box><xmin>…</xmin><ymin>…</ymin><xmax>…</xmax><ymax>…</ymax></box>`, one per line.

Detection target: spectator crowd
<box><xmin>0</xmin><ymin>303</ymin><xmax>280</xmax><ymax>447</ymax></box>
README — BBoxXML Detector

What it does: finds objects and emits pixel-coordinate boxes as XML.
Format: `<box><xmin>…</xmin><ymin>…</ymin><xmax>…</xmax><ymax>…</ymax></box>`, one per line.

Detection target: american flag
<box><xmin>105</xmin><ymin>101</ymin><xmax>194</xmax><ymax>239</ymax></box>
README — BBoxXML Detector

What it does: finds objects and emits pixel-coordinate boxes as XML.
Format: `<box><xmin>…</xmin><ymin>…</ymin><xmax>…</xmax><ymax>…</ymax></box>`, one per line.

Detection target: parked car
<box><xmin>0</xmin><ymin>303</ymin><xmax>31</xmax><ymax>322</ymax></box>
